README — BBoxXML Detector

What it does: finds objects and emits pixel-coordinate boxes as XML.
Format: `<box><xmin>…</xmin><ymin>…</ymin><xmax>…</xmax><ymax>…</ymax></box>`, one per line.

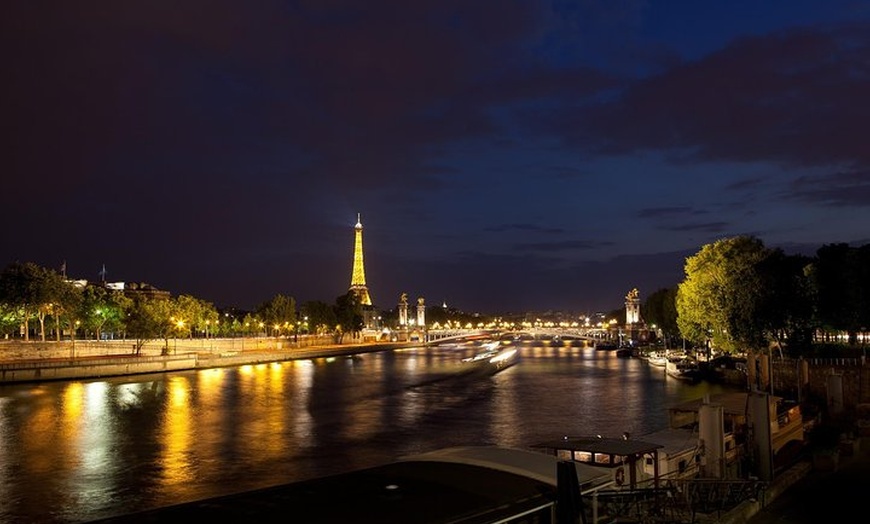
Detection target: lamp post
<box><xmin>175</xmin><ymin>319</ymin><xmax>184</xmax><ymax>355</ymax></box>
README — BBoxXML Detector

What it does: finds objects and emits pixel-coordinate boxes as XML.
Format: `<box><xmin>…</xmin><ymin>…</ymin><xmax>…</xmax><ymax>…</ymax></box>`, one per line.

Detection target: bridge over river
<box><xmin>423</xmin><ymin>327</ymin><xmax>612</xmax><ymax>344</ymax></box>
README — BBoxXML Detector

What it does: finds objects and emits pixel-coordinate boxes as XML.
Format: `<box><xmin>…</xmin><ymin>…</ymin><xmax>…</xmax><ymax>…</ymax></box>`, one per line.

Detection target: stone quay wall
<box><xmin>0</xmin><ymin>335</ymin><xmax>376</xmax><ymax>384</ymax></box>
<box><xmin>748</xmin><ymin>352</ymin><xmax>870</xmax><ymax>411</ymax></box>
<box><xmin>0</xmin><ymin>335</ymin><xmax>348</xmax><ymax>360</ymax></box>
<box><xmin>0</xmin><ymin>354</ymin><xmax>199</xmax><ymax>383</ymax></box>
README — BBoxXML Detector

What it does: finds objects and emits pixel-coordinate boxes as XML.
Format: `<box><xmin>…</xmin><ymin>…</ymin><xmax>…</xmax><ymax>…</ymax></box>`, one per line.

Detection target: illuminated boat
<box><xmin>646</xmin><ymin>351</ymin><xmax>669</xmax><ymax>367</ymax></box>
<box><xmin>665</xmin><ymin>357</ymin><xmax>700</xmax><ymax>382</ymax></box>
<box><xmin>461</xmin><ymin>341</ymin><xmax>519</xmax><ymax>375</ymax></box>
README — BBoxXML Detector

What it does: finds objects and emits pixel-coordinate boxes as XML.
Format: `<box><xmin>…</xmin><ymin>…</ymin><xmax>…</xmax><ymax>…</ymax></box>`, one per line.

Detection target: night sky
<box><xmin>5</xmin><ymin>1</ymin><xmax>870</xmax><ymax>314</ymax></box>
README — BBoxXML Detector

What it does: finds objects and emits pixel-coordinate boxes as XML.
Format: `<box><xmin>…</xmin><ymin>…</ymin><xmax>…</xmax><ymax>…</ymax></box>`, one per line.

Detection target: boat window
<box><xmin>577</xmin><ymin>451</ymin><xmax>593</xmax><ymax>463</ymax></box>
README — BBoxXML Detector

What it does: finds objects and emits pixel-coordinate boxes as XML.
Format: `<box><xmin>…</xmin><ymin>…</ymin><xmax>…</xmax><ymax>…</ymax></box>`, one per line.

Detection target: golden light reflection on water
<box><xmin>159</xmin><ymin>376</ymin><xmax>194</xmax><ymax>487</ymax></box>
<box><xmin>346</xmin><ymin>377</ymin><xmax>383</xmax><ymax>442</ymax></box>
<box><xmin>398</xmin><ymin>351</ymin><xmax>430</xmax><ymax>427</ymax></box>
<box><xmin>194</xmin><ymin>367</ymin><xmax>226</xmax><ymax>473</ymax></box>
<box><xmin>290</xmin><ymin>360</ymin><xmax>314</xmax><ymax>446</ymax></box>
<box><xmin>492</xmin><ymin>367</ymin><xmax>522</xmax><ymax>446</ymax></box>
<box><xmin>235</xmin><ymin>362</ymin><xmax>288</xmax><ymax>461</ymax></box>
<box><xmin>20</xmin><ymin>386</ymin><xmax>65</xmax><ymax>475</ymax></box>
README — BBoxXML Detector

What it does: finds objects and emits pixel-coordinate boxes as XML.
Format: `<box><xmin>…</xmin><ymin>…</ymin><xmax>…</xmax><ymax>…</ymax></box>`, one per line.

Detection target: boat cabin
<box><xmin>529</xmin><ymin>436</ymin><xmax>663</xmax><ymax>490</ymax></box>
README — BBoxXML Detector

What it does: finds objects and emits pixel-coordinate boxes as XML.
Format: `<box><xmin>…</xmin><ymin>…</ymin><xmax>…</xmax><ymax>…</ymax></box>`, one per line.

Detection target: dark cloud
<box><xmin>550</xmin><ymin>23</ymin><xmax>870</xmax><ymax>170</ymax></box>
<box><xmin>660</xmin><ymin>222</ymin><xmax>731</xmax><ymax>233</ymax></box>
<box><xmin>636</xmin><ymin>207</ymin><xmax>704</xmax><ymax>219</ymax></box>
<box><xmin>485</xmin><ymin>223</ymin><xmax>565</xmax><ymax>233</ymax></box>
<box><xmin>783</xmin><ymin>170</ymin><xmax>870</xmax><ymax>207</ymax></box>
<box><xmin>514</xmin><ymin>240</ymin><xmax>614</xmax><ymax>252</ymax></box>
<box><xmin>725</xmin><ymin>177</ymin><xmax>767</xmax><ymax>191</ymax></box>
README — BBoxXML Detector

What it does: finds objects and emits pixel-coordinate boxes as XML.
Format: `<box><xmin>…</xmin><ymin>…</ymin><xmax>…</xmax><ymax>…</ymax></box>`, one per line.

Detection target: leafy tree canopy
<box><xmin>676</xmin><ymin>236</ymin><xmax>771</xmax><ymax>352</ymax></box>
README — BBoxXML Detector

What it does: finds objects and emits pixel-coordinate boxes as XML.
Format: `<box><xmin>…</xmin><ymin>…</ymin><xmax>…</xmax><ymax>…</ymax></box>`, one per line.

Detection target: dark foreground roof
<box><xmin>530</xmin><ymin>436</ymin><xmax>663</xmax><ymax>458</ymax></box>
<box><xmin>89</xmin><ymin>447</ymin><xmax>608</xmax><ymax>524</ymax></box>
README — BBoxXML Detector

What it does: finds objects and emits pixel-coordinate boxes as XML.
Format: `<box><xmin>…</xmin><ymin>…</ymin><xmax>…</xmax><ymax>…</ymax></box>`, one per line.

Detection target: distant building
<box><xmin>66</xmin><ymin>277</ymin><xmax>170</xmax><ymax>301</ymax></box>
<box><xmin>120</xmin><ymin>281</ymin><xmax>171</xmax><ymax>300</ymax></box>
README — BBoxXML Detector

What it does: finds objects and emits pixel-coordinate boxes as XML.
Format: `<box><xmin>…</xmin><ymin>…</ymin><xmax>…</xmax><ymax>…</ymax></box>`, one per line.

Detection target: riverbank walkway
<box><xmin>746</xmin><ymin>435</ymin><xmax>870</xmax><ymax>523</ymax></box>
<box><xmin>0</xmin><ymin>341</ymin><xmax>416</xmax><ymax>384</ymax></box>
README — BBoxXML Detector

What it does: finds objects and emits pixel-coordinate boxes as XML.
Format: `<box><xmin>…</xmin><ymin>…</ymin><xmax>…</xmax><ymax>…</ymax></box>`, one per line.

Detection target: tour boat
<box><xmin>665</xmin><ymin>356</ymin><xmax>700</xmax><ymax>381</ymax></box>
<box><xmin>647</xmin><ymin>350</ymin><xmax>685</xmax><ymax>368</ymax></box>
<box><xmin>646</xmin><ymin>350</ymin><xmax>669</xmax><ymax>367</ymax></box>
<box><xmin>616</xmin><ymin>346</ymin><xmax>639</xmax><ymax>358</ymax></box>
<box><xmin>461</xmin><ymin>341</ymin><xmax>519</xmax><ymax>375</ymax></box>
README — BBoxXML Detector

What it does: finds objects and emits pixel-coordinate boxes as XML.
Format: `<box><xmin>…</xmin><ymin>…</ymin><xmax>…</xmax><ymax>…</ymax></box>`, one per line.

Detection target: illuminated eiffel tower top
<box><xmin>349</xmin><ymin>213</ymin><xmax>372</xmax><ymax>306</ymax></box>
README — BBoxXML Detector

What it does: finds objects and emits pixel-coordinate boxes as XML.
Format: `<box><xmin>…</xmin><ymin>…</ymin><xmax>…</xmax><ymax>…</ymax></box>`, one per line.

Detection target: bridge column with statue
<box><xmin>625</xmin><ymin>288</ymin><xmax>640</xmax><ymax>326</ymax></box>
<box><xmin>414</xmin><ymin>297</ymin><xmax>426</xmax><ymax>341</ymax></box>
<box><xmin>416</xmin><ymin>297</ymin><xmax>426</xmax><ymax>329</ymax></box>
<box><xmin>395</xmin><ymin>293</ymin><xmax>410</xmax><ymax>342</ymax></box>
<box><xmin>623</xmin><ymin>288</ymin><xmax>656</xmax><ymax>346</ymax></box>
<box><xmin>398</xmin><ymin>293</ymin><xmax>408</xmax><ymax>327</ymax></box>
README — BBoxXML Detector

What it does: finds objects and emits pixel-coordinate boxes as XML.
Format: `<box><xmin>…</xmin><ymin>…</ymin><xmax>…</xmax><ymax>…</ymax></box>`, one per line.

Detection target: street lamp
<box><xmin>174</xmin><ymin>318</ymin><xmax>184</xmax><ymax>354</ymax></box>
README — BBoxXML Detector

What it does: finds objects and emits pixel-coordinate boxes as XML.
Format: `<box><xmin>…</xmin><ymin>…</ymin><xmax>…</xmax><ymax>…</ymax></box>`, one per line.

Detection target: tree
<box><xmin>174</xmin><ymin>294</ymin><xmax>219</xmax><ymax>339</ymax></box>
<box><xmin>301</xmin><ymin>300</ymin><xmax>336</xmax><ymax>335</ymax></box>
<box><xmin>813</xmin><ymin>243</ymin><xmax>870</xmax><ymax>344</ymax></box>
<box><xmin>0</xmin><ymin>261</ymin><xmax>58</xmax><ymax>341</ymax></box>
<box><xmin>643</xmin><ymin>287</ymin><xmax>679</xmax><ymax>347</ymax></box>
<box><xmin>50</xmin><ymin>280</ymin><xmax>83</xmax><ymax>343</ymax></box>
<box><xmin>0</xmin><ymin>303</ymin><xmax>20</xmax><ymax>338</ymax></box>
<box><xmin>124</xmin><ymin>295</ymin><xmax>175</xmax><ymax>355</ymax></box>
<box><xmin>256</xmin><ymin>294</ymin><xmax>296</xmax><ymax>337</ymax></box>
<box><xmin>80</xmin><ymin>285</ymin><xmax>129</xmax><ymax>340</ymax></box>
<box><xmin>676</xmin><ymin>236</ymin><xmax>772</xmax><ymax>353</ymax></box>
<box><xmin>240</xmin><ymin>312</ymin><xmax>261</xmax><ymax>337</ymax></box>
<box><xmin>334</xmin><ymin>291</ymin><xmax>363</xmax><ymax>343</ymax></box>
<box><xmin>755</xmin><ymin>250</ymin><xmax>816</xmax><ymax>355</ymax></box>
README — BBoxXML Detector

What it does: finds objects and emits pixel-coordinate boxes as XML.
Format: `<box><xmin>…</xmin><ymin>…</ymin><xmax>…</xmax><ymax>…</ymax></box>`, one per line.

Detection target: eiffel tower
<box><xmin>349</xmin><ymin>213</ymin><xmax>373</xmax><ymax>306</ymax></box>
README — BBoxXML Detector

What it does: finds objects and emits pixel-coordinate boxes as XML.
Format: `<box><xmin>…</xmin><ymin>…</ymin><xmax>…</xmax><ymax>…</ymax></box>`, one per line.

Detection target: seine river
<box><xmin>0</xmin><ymin>339</ymin><xmax>731</xmax><ymax>523</ymax></box>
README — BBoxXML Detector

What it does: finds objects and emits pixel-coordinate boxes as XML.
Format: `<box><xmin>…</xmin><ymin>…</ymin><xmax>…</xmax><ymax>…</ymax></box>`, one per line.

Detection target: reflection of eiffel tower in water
<box><xmin>349</xmin><ymin>213</ymin><xmax>372</xmax><ymax>306</ymax></box>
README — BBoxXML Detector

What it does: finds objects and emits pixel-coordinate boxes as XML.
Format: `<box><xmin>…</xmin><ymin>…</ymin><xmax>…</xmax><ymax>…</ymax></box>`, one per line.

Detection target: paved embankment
<box><xmin>745</xmin><ymin>436</ymin><xmax>870</xmax><ymax>524</ymax></box>
<box><xmin>0</xmin><ymin>342</ymin><xmax>415</xmax><ymax>384</ymax></box>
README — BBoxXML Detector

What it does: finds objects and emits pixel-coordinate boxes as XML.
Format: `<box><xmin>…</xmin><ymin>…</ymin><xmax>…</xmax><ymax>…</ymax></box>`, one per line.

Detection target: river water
<box><xmin>0</xmin><ymin>339</ymin><xmax>730</xmax><ymax>523</ymax></box>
